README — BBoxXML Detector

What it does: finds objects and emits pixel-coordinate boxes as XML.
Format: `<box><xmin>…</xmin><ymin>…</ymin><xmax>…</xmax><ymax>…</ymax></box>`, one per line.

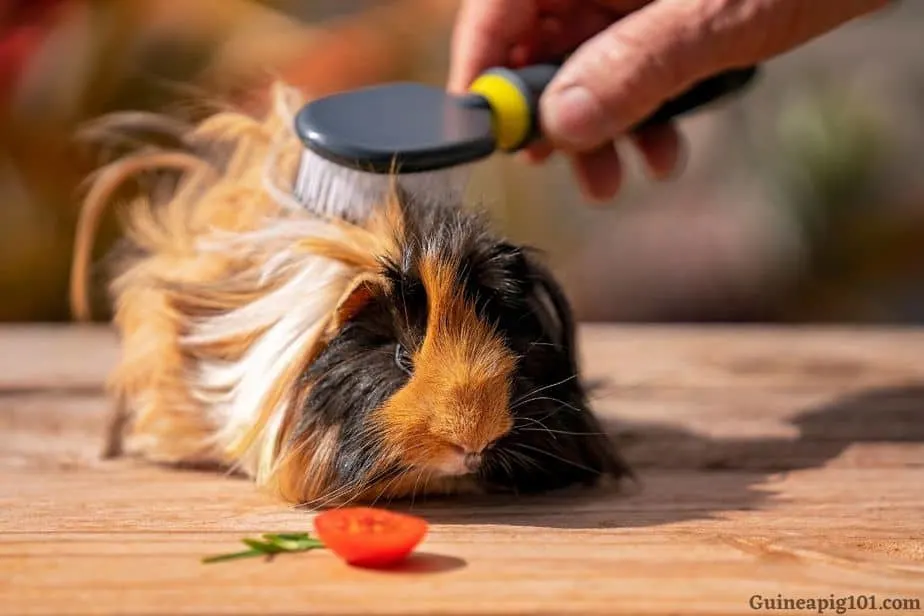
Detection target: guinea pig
<box><xmin>70</xmin><ymin>83</ymin><xmax>629</xmax><ymax>507</ymax></box>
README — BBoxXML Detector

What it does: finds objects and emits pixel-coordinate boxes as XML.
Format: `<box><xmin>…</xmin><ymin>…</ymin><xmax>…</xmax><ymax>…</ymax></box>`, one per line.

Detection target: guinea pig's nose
<box><xmin>463</xmin><ymin>452</ymin><xmax>482</xmax><ymax>472</ymax></box>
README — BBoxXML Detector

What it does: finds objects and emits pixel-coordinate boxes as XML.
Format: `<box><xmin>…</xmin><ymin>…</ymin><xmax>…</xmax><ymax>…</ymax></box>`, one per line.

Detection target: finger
<box><xmin>537</xmin><ymin>0</ymin><xmax>578</xmax><ymax>14</ymax></box>
<box><xmin>540</xmin><ymin>0</ymin><xmax>892</xmax><ymax>150</ymax></box>
<box><xmin>629</xmin><ymin>123</ymin><xmax>685</xmax><ymax>180</ymax></box>
<box><xmin>592</xmin><ymin>0</ymin><xmax>655</xmax><ymax>11</ymax></box>
<box><xmin>514</xmin><ymin>15</ymin><xmax>565</xmax><ymax>65</ymax></box>
<box><xmin>569</xmin><ymin>143</ymin><xmax>623</xmax><ymax>203</ymax></box>
<box><xmin>538</xmin><ymin>0</ymin><xmax>648</xmax><ymax>14</ymax></box>
<box><xmin>539</xmin><ymin>0</ymin><xmax>734</xmax><ymax>151</ymax></box>
<box><xmin>533</xmin><ymin>7</ymin><xmax>616</xmax><ymax>61</ymax></box>
<box><xmin>520</xmin><ymin>141</ymin><xmax>555</xmax><ymax>164</ymax></box>
<box><xmin>509</xmin><ymin>42</ymin><xmax>533</xmax><ymax>67</ymax></box>
<box><xmin>448</xmin><ymin>0</ymin><xmax>538</xmax><ymax>93</ymax></box>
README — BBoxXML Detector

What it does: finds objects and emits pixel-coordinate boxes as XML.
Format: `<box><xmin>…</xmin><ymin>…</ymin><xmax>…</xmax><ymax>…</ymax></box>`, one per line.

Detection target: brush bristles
<box><xmin>294</xmin><ymin>148</ymin><xmax>472</xmax><ymax>222</ymax></box>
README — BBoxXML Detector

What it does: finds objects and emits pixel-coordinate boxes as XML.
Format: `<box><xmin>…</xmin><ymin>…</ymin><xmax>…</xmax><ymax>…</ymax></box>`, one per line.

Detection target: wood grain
<box><xmin>1</xmin><ymin>325</ymin><xmax>922</xmax><ymax>615</ymax></box>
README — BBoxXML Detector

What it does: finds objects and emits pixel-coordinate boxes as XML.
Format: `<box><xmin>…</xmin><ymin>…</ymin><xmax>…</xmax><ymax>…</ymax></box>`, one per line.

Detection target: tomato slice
<box><xmin>313</xmin><ymin>507</ymin><xmax>428</xmax><ymax>568</ymax></box>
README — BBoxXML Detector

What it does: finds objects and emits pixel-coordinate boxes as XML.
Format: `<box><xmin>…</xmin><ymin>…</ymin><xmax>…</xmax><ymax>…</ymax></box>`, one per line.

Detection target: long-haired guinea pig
<box><xmin>69</xmin><ymin>83</ymin><xmax>629</xmax><ymax>507</ymax></box>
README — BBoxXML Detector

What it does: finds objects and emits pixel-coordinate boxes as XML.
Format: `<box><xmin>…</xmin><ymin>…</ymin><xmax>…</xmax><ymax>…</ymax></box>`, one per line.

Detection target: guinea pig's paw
<box><xmin>106</xmin><ymin>400</ymin><xmax>224</xmax><ymax>470</ymax></box>
<box><xmin>120</xmin><ymin>430</ymin><xmax>222</xmax><ymax>469</ymax></box>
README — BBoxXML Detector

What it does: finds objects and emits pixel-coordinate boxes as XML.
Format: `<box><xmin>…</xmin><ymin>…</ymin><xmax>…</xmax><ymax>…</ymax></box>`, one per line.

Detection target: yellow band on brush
<box><xmin>468</xmin><ymin>73</ymin><xmax>532</xmax><ymax>152</ymax></box>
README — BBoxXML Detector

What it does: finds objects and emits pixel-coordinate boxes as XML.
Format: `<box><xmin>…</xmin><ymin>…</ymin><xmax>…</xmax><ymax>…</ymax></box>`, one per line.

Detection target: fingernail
<box><xmin>543</xmin><ymin>86</ymin><xmax>610</xmax><ymax>150</ymax></box>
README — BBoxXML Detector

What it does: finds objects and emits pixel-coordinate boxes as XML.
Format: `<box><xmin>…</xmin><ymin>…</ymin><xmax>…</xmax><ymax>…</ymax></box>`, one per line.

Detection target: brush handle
<box><xmin>473</xmin><ymin>63</ymin><xmax>759</xmax><ymax>151</ymax></box>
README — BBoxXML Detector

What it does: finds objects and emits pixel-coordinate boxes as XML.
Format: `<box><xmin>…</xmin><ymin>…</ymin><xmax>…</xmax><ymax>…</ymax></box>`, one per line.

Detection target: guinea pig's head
<box><xmin>297</xmin><ymin>195</ymin><xmax>627</xmax><ymax>503</ymax></box>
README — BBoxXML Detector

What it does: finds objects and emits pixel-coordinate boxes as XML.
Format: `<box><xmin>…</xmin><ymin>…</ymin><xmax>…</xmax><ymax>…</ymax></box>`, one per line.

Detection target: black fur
<box><xmin>301</xmin><ymin>189</ymin><xmax>628</xmax><ymax>495</ymax></box>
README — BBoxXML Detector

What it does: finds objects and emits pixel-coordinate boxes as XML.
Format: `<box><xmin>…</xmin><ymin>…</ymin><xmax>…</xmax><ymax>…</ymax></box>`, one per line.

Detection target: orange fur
<box><xmin>293</xmin><ymin>193</ymin><xmax>405</xmax><ymax>271</ymax></box>
<box><xmin>269</xmin><ymin>424</ymin><xmax>341</xmax><ymax>505</ymax></box>
<box><xmin>372</xmin><ymin>252</ymin><xmax>517</xmax><ymax>475</ymax></box>
<box><xmin>69</xmin><ymin>152</ymin><xmax>215</xmax><ymax>323</ymax></box>
<box><xmin>92</xmin><ymin>126</ymin><xmax>295</xmax><ymax>467</ymax></box>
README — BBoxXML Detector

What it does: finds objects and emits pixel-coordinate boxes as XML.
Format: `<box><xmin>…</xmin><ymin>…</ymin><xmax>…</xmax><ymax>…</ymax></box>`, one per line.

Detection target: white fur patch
<box><xmin>180</xmin><ymin>218</ymin><xmax>358</xmax><ymax>479</ymax></box>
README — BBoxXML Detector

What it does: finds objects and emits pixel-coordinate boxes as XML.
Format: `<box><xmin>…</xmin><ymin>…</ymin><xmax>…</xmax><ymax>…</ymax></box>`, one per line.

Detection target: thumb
<box><xmin>539</xmin><ymin>0</ymin><xmax>736</xmax><ymax>151</ymax></box>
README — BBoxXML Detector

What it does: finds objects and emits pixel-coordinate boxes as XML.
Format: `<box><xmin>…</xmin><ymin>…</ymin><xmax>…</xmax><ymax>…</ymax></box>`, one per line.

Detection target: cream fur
<box><xmin>71</xmin><ymin>83</ymin><xmax>392</xmax><ymax>500</ymax></box>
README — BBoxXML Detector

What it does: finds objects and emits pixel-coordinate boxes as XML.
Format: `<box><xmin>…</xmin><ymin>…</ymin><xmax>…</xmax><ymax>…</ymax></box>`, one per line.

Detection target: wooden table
<box><xmin>2</xmin><ymin>324</ymin><xmax>923</xmax><ymax>615</ymax></box>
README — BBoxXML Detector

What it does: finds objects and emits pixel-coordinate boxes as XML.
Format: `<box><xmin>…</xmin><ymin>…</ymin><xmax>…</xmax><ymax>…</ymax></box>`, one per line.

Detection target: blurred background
<box><xmin>1</xmin><ymin>0</ymin><xmax>922</xmax><ymax>324</ymax></box>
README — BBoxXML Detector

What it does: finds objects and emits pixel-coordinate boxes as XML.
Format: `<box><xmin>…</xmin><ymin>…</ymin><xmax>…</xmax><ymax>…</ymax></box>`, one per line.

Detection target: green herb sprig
<box><xmin>202</xmin><ymin>532</ymin><xmax>325</xmax><ymax>564</ymax></box>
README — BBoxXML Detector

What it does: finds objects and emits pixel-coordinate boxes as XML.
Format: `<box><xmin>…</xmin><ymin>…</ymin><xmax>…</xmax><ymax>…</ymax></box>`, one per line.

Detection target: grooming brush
<box><xmin>293</xmin><ymin>62</ymin><xmax>760</xmax><ymax>218</ymax></box>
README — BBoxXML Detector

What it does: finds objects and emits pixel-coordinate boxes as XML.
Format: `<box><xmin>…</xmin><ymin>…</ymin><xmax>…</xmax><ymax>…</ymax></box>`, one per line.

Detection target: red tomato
<box><xmin>313</xmin><ymin>507</ymin><xmax>428</xmax><ymax>568</ymax></box>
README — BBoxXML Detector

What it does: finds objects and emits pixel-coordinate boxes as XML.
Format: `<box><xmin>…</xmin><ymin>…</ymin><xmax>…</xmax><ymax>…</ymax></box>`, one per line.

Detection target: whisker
<box><xmin>510</xmin><ymin>374</ymin><xmax>577</xmax><ymax>408</ymax></box>
<box><xmin>514</xmin><ymin>427</ymin><xmax>608</xmax><ymax>437</ymax></box>
<box><xmin>410</xmin><ymin>467</ymin><xmax>426</xmax><ymax>508</ymax></box>
<box><xmin>513</xmin><ymin>395</ymin><xmax>584</xmax><ymax>416</ymax></box>
<box><xmin>490</xmin><ymin>449</ymin><xmax>515</xmax><ymax>477</ymax></box>
<box><xmin>300</xmin><ymin>457</ymin><xmax>401</xmax><ymax>511</ymax></box>
<box><xmin>419</xmin><ymin>469</ymin><xmax>436</xmax><ymax>505</ymax></box>
<box><xmin>369</xmin><ymin>470</ymin><xmax>405</xmax><ymax>509</ymax></box>
<box><xmin>319</xmin><ymin>474</ymin><xmax>375</xmax><ymax>509</ymax></box>
<box><xmin>503</xmin><ymin>448</ymin><xmax>542</xmax><ymax>471</ymax></box>
<box><xmin>335</xmin><ymin>463</ymin><xmax>405</xmax><ymax>510</ymax></box>
<box><xmin>510</xmin><ymin>443</ymin><xmax>599</xmax><ymax>475</ymax></box>
<box><xmin>300</xmin><ymin>478</ymin><xmax>363</xmax><ymax>510</ymax></box>
<box><xmin>513</xmin><ymin>416</ymin><xmax>558</xmax><ymax>441</ymax></box>
<box><xmin>399</xmin><ymin>275</ymin><xmax>410</xmax><ymax>330</ymax></box>
<box><xmin>299</xmin><ymin>473</ymin><xmax>363</xmax><ymax>509</ymax></box>
<box><xmin>333</xmin><ymin>483</ymin><xmax>369</xmax><ymax>510</ymax></box>
<box><xmin>527</xmin><ymin>408</ymin><xmax>583</xmax><ymax>432</ymax></box>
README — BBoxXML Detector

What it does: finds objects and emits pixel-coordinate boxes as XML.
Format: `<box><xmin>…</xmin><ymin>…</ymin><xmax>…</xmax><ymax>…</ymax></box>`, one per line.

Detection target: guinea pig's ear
<box><xmin>326</xmin><ymin>272</ymin><xmax>387</xmax><ymax>335</ymax></box>
<box><xmin>480</xmin><ymin>241</ymin><xmax>575</xmax><ymax>356</ymax></box>
<box><xmin>522</xmin><ymin>252</ymin><xmax>578</xmax><ymax>364</ymax></box>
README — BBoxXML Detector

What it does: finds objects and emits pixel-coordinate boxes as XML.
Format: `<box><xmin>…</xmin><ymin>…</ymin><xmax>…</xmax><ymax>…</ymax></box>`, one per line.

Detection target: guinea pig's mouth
<box><xmin>430</xmin><ymin>449</ymin><xmax>483</xmax><ymax>477</ymax></box>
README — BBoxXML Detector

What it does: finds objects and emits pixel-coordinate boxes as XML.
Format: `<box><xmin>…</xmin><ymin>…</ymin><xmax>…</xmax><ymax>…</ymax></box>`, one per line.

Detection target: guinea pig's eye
<box><xmin>394</xmin><ymin>343</ymin><xmax>413</xmax><ymax>376</ymax></box>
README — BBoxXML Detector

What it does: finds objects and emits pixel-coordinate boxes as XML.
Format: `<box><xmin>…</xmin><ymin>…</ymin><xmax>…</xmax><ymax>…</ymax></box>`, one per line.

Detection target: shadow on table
<box><xmin>389</xmin><ymin>384</ymin><xmax>924</xmax><ymax>529</ymax></box>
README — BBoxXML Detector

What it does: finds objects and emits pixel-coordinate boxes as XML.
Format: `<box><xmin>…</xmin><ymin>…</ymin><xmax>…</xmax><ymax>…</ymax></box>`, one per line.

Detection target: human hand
<box><xmin>448</xmin><ymin>0</ymin><xmax>892</xmax><ymax>202</ymax></box>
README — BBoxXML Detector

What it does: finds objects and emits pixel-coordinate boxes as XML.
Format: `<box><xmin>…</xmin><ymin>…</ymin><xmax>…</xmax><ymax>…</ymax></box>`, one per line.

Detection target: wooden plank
<box><xmin>4</xmin><ymin>387</ymin><xmax>924</xmax><ymax>472</ymax></box>
<box><xmin>0</xmin><ymin>325</ymin><xmax>118</xmax><ymax>392</ymax></box>
<box><xmin>0</xmin><ymin>394</ymin><xmax>108</xmax><ymax>470</ymax></box>
<box><xmin>0</xmin><ymin>326</ymin><xmax>922</xmax><ymax>615</ymax></box>
<box><xmin>576</xmin><ymin>325</ymin><xmax>924</xmax><ymax>392</ymax></box>
<box><xmin>1</xmin><ymin>464</ymin><xmax>922</xmax><ymax>615</ymax></box>
<box><xmin>3</xmin><ymin>324</ymin><xmax>924</xmax><ymax>393</ymax></box>
<box><xmin>1</xmin><ymin>460</ymin><xmax>923</xmax><ymax>614</ymax></box>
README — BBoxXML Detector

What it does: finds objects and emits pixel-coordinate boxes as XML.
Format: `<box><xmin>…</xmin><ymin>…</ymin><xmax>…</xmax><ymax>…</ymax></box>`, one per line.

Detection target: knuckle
<box><xmin>591</xmin><ymin>29</ymin><xmax>692</xmax><ymax>125</ymax></box>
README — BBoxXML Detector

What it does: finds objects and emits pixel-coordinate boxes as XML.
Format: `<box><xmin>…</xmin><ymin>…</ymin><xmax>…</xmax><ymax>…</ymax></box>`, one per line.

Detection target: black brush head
<box><xmin>295</xmin><ymin>82</ymin><xmax>497</xmax><ymax>174</ymax></box>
